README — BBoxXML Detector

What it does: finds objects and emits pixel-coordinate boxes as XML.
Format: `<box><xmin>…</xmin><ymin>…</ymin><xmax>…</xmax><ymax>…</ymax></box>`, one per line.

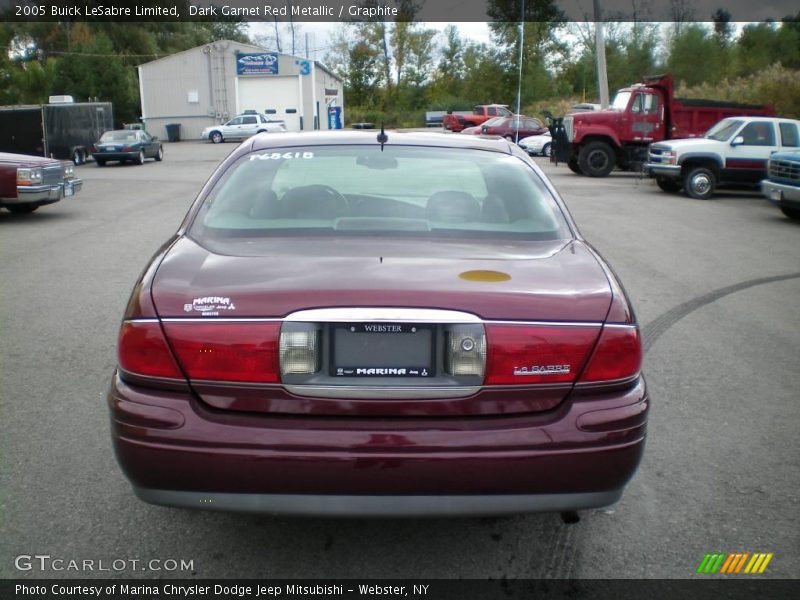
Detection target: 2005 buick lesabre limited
<box><xmin>109</xmin><ymin>131</ymin><xmax>647</xmax><ymax>517</ymax></box>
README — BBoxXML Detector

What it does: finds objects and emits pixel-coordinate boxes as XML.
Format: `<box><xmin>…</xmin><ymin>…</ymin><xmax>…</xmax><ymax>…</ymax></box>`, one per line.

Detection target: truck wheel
<box><xmin>72</xmin><ymin>149</ymin><xmax>84</xmax><ymax>165</ymax></box>
<box><xmin>567</xmin><ymin>157</ymin><xmax>583</xmax><ymax>175</ymax></box>
<box><xmin>6</xmin><ymin>204</ymin><xmax>39</xmax><ymax>214</ymax></box>
<box><xmin>578</xmin><ymin>141</ymin><xmax>615</xmax><ymax>177</ymax></box>
<box><xmin>210</xmin><ymin>131</ymin><xmax>223</xmax><ymax>144</ymax></box>
<box><xmin>780</xmin><ymin>207</ymin><xmax>800</xmax><ymax>220</ymax></box>
<box><xmin>683</xmin><ymin>167</ymin><xmax>716</xmax><ymax>200</ymax></box>
<box><xmin>656</xmin><ymin>177</ymin><xmax>681</xmax><ymax>193</ymax></box>
<box><xmin>542</xmin><ymin>143</ymin><xmax>552</xmax><ymax>157</ymax></box>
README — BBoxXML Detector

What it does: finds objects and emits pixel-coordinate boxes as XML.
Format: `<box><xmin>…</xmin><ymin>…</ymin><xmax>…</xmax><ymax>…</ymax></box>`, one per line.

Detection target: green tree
<box><xmin>667</xmin><ymin>23</ymin><xmax>721</xmax><ymax>87</ymax></box>
<box><xmin>487</xmin><ymin>0</ymin><xmax>567</xmax><ymax>105</ymax></box>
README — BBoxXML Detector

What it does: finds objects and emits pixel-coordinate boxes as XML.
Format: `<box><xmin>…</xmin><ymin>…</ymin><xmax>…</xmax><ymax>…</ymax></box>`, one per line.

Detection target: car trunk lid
<box><xmin>151</xmin><ymin>236</ymin><xmax>613</xmax><ymax>417</ymax></box>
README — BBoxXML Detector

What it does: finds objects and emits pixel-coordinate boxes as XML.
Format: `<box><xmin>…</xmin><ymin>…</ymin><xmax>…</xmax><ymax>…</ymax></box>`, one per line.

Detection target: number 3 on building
<box><xmin>298</xmin><ymin>60</ymin><xmax>311</xmax><ymax>76</ymax></box>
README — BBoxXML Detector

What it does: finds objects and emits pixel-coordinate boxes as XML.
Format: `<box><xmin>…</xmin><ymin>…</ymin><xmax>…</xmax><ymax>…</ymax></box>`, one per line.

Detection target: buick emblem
<box><xmin>461</xmin><ymin>337</ymin><xmax>475</xmax><ymax>352</ymax></box>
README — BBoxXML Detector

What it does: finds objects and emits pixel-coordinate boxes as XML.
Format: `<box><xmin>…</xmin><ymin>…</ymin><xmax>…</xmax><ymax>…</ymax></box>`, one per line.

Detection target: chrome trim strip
<box><xmin>181</xmin><ymin>380</ymin><xmax>574</xmax><ymax>393</ymax></box>
<box><xmin>488</xmin><ymin>320</ymin><xmax>603</xmax><ymax>328</ymax></box>
<box><xmin>284</xmin><ymin>307</ymin><xmax>482</xmax><ymax>323</ymax></box>
<box><xmin>603</xmin><ymin>323</ymin><xmax>638</xmax><ymax>329</ymax></box>
<box><xmin>123</xmin><ymin>318</ymin><xmax>160</xmax><ymax>324</ymax></box>
<box><xmin>158</xmin><ymin>318</ymin><xmax>282</xmax><ymax>323</ymax></box>
<box><xmin>284</xmin><ymin>385</ymin><xmax>480</xmax><ymax>399</ymax></box>
<box><xmin>144</xmin><ymin>316</ymin><xmax>609</xmax><ymax>328</ymax></box>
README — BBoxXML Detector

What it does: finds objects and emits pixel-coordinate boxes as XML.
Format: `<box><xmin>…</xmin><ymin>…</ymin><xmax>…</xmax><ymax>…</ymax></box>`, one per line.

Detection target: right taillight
<box><xmin>578</xmin><ymin>326</ymin><xmax>642</xmax><ymax>383</ymax></box>
<box><xmin>484</xmin><ymin>324</ymin><xmax>600</xmax><ymax>385</ymax></box>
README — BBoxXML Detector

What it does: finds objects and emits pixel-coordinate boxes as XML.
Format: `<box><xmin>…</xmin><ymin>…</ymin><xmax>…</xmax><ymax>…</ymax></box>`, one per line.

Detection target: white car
<box><xmin>518</xmin><ymin>131</ymin><xmax>552</xmax><ymax>157</ymax></box>
<box><xmin>201</xmin><ymin>113</ymin><xmax>286</xmax><ymax>144</ymax></box>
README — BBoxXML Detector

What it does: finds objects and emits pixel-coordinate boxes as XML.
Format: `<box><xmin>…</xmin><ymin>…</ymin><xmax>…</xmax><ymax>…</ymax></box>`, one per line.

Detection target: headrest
<box><xmin>425</xmin><ymin>191</ymin><xmax>481</xmax><ymax>223</ymax></box>
<box><xmin>280</xmin><ymin>185</ymin><xmax>349</xmax><ymax>219</ymax></box>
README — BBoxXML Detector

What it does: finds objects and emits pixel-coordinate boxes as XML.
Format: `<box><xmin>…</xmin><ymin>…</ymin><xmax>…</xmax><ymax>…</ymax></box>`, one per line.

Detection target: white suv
<box><xmin>201</xmin><ymin>113</ymin><xmax>286</xmax><ymax>144</ymax></box>
<box><xmin>646</xmin><ymin>116</ymin><xmax>800</xmax><ymax>199</ymax></box>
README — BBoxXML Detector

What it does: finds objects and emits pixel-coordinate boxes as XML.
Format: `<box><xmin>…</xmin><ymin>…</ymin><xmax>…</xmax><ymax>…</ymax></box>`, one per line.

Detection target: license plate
<box><xmin>770</xmin><ymin>189</ymin><xmax>782</xmax><ymax>202</ymax></box>
<box><xmin>64</xmin><ymin>183</ymin><xmax>73</xmax><ymax>197</ymax></box>
<box><xmin>331</xmin><ymin>323</ymin><xmax>434</xmax><ymax>378</ymax></box>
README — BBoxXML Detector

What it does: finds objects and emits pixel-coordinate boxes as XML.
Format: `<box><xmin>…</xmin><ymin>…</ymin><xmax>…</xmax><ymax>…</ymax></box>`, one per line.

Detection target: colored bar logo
<box><xmin>697</xmin><ymin>553</ymin><xmax>773</xmax><ymax>574</ymax></box>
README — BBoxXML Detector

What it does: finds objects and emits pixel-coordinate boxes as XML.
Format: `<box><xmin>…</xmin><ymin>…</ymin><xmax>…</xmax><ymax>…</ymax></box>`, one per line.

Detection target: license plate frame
<box><xmin>330</xmin><ymin>323</ymin><xmax>435</xmax><ymax>378</ymax></box>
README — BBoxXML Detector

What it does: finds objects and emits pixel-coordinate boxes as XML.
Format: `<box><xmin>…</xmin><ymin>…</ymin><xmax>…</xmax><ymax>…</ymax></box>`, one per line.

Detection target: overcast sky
<box><xmin>248</xmin><ymin>22</ymin><xmax>493</xmax><ymax>61</ymax></box>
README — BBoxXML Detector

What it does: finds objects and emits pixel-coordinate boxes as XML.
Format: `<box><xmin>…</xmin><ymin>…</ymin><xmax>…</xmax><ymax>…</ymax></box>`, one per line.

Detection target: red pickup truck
<box><xmin>443</xmin><ymin>104</ymin><xmax>512</xmax><ymax>132</ymax></box>
<box><xmin>563</xmin><ymin>74</ymin><xmax>775</xmax><ymax>177</ymax></box>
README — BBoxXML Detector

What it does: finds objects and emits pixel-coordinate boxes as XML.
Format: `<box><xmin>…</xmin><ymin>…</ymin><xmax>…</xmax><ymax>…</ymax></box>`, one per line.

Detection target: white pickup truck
<box><xmin>646</xmin><ymin>116</ymin><xmax>800</xmax><ymax>199</ymax></box>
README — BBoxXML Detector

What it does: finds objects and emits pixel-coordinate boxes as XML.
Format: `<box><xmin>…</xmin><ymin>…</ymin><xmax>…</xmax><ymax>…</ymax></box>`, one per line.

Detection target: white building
<box><xmin>137</xmin><ymin>40</ymin><xmax>344</xmax><ymax>140</ymax></box>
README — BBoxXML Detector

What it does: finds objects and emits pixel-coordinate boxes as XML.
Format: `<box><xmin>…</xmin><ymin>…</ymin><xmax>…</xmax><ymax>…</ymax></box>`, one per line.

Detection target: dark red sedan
<box><xmin>110</xmin><ymin>131</ymin><xmax>647</xmax><ymax>517</ymax></box>
<box><xmin>482</xmin><ymin>116</ymin><xmax>548</xmax><ymax>140</ymax></box>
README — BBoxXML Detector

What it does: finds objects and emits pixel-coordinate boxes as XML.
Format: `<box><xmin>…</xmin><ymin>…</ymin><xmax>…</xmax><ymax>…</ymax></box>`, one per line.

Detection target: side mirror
<box><xmin>731</xmin><ymin>136</ymin><xmax>744</xmax><ymax>146</ymax></box>
<box><xmin>151</xmin><ymin>136</ymin><xmax>158</xmax><ymax>141</ymax></box>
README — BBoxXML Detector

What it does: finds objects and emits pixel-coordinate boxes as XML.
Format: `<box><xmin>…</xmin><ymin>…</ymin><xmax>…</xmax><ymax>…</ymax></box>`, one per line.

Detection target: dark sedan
<box><xmin>110</xmin><ymin>131</ymin><xmax>647</xmax><ymax>517</ymax></box>
<box><xmin>482</xmin><ymin>116</ymin><xmax>548</xmax><ymax>141</ymax></box>
<box><xmin>91</xmin><ymin>130</ymin><xmax>163</xmax><ymax>166</ymax></box>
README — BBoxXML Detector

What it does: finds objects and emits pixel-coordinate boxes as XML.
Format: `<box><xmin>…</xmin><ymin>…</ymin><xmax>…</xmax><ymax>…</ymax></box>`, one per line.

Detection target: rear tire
<box><xmin>136</xmin><ymin>150</ymin><xmax>145</xmax><ymax>165</ymax></box>
<box><xmin>6</xmin><ymin>204</ymin><xmax>38</xmax><ymax>214</ymax></box>
<box><xmin>656</xmin><ymin>177</ymin><xmax>681</xmax><ymax>193</ymax></box>
<box><xmin>96</xmin><ymin>159</ymin><xmax>106</xmax><ymax>167</ymax></box>
<box><xmin>567</xmin><ymin>157</ymin><xmax>583</xmax><ymax>175</ymax></box>
<box><xmin>578</xmin><ymin>141</ymin><xmax>615</xmax><ymax>177</ymax></box>
<box><xmin>155</xmin><ymin>146</ymin><xmax>163</xmax><ymax>162</ymax></box>
<box><xmin>542</xmin><ymin>143</ymin><xmax>552</xmax><ymax>157</ymax></box>
<box><xmin>780</xmin><ymin>206</ymin><xmax>800</xmax><ymax>220</ymax></box>
<box><xmin>683</xmin><ymin>166</ymin><xmax>716</xmax><ymax>200</ymax></box>
<box><xmin>72</xmin><ymin>149</ymin><xmax>84</xmax><ymax>165</ymax></box>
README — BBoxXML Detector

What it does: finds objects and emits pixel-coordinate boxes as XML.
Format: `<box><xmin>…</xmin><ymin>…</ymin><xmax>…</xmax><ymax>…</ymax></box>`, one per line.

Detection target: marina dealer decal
<box><xmin>236</xmin><ymin>52</ymin><xmax>279</xmax><ymax>76</ymax></box>
<box><xmin>184</xmin><ymin>296</ymin><xmax>236</xmax><ymax>316</ymax></box>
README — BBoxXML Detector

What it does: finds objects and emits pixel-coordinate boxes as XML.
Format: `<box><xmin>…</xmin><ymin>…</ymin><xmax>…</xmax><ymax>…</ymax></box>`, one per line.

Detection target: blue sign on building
<box><xmin>236</xmin><ymin>52</ymin><xmax>279</xmax><ymax>75</ymax></box>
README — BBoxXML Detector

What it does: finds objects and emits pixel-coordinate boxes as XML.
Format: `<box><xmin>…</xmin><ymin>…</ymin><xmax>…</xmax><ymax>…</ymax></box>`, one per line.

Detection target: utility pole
<box><xmin>594</xmin><ymin>0</ymin><xmax>610</xmax><ymax>108</ymax></box>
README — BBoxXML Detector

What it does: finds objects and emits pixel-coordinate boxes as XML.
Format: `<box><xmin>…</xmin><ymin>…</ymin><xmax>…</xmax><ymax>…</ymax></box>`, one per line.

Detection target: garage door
<box><xmin>238</xmin><ymin>76</ymin><xmax>302</xmax><ymax>132</ymax></box>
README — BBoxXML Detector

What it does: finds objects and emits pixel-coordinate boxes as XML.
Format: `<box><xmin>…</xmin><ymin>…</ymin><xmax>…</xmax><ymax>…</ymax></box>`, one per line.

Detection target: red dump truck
<box><xmin>443</xmin><ymin>104</ymin><xmax>512</xmax><ymax>132</ymax></box>
<box><xmin>562</xmin><ymin>74</ymin><xmax>775</xmax><ymax>177</ymax></box>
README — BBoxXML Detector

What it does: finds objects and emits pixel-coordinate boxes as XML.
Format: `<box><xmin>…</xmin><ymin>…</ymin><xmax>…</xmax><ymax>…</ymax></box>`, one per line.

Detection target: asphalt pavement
<box><xmin>1</xmin><ymin>139</ymin><xmax>797</xmax><ymax>580</ymax></box>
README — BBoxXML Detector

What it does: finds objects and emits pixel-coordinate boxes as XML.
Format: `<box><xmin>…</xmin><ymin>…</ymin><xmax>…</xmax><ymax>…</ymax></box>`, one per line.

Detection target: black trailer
<box><xmin>0</xmin><ymin>102</ymin><xmax>113</xmax><ymax>165</ymax></box>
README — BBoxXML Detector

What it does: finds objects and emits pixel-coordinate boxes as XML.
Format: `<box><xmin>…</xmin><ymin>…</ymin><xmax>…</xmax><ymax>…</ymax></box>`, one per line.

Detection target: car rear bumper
<box><xmin>93</xmin><ymin>152</ymin><xmax>138</xmax><ymax>161</ymax></box>
<box><xmin>762</xmin><ymin>179</ymin><xmax>800</xmax><ymax>208</ymax></box>
<box><xmin>134</xmin><ymin>488</ymin><xmax>622</xmax><ymax>517</ymax></box>
<box><xmin>109</xmin><ymin>373</ymin><xmax>648</xmax><ymax>515</ymax></box>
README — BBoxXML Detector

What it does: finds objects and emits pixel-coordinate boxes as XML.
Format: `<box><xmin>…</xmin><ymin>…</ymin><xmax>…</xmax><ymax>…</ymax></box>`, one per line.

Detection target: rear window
<box><xmin>189</xmin><ymin>145</ymin><xmax>571</xmax><ymax>242</ymax></box>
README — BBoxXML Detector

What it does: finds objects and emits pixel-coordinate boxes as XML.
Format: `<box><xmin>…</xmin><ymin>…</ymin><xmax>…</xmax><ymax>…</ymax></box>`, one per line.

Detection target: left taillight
<box><xmin>162</xmin><ymin>322</ymin><xmax>281</xmax><ymax>383</ymax></box>
<box><xmin>118</xmin><ymin>321</ymin><xmax>184</xmax><ymax>380</ymax></box>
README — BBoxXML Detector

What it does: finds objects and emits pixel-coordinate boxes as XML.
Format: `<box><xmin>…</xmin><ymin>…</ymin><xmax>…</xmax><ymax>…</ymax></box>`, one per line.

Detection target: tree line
<box><xmin>1</xmin><ymin>0</ymin><xmax>798</xmax><ymax>127</ymax></box>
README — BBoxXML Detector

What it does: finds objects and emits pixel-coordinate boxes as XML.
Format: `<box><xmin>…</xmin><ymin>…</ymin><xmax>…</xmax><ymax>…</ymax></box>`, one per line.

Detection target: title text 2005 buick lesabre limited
<box><xmin>109</xmin><ymin>131</ymin><xmax>647</xmax><ymax>517</ymax></box>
